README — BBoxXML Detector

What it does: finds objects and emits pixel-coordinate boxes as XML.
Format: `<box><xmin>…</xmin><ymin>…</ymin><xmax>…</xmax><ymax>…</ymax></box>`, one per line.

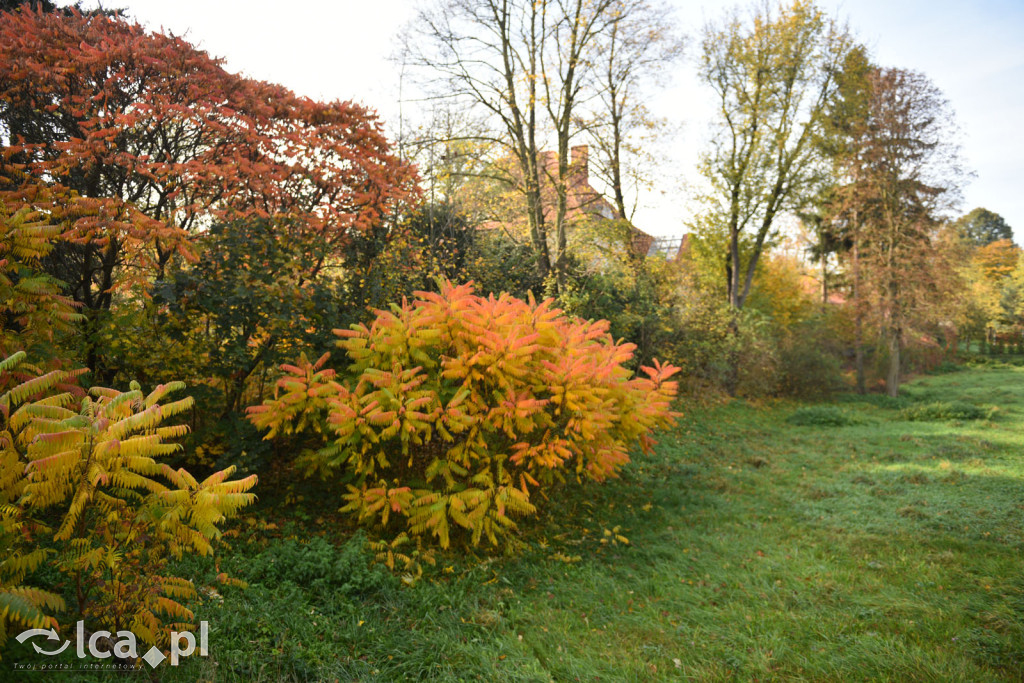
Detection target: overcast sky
<box><xmin>69</xmin><ymin>0</ymin><xmax>1024</xmax><ymax>240</ymax></box>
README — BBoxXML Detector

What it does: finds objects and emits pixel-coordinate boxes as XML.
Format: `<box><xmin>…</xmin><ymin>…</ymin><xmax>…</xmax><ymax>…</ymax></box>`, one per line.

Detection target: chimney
<box><xmin>571</xmin><ymin>145</ymin><xmax>589</xmax><ymax>187</ymax></box>
<box><xmin>538</xmin><ymin>150</ymin><xmax>558</xmax><ymax>177</ymax></box>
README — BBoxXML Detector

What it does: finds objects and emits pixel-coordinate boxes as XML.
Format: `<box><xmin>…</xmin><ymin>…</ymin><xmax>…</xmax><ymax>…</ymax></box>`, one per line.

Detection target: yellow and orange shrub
<box><xmin>249</xmin><ymin>281</ymin><xmax>679</xmax><ymax>550</ymax></box>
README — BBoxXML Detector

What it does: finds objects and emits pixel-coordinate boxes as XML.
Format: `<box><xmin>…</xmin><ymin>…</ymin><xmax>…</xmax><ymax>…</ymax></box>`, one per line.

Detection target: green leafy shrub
<box><xmin>900</xmin><ymin>401</ymin><xmax>997</xmax><ymax>422</ymax></box>
<box><xmin>248</xmin><ymin>281</ymin><xmax>680</xmax><ymax>551</ymax></box>
<box><xmin>898</xmin><ymin>386</ymin><xmax>942</xmax><ymax>403</ymax></box>
<box><xmin>670</xmin><ymin>294</ymin><xmax>781</xmax><ymax>398</ymax></box>
<box><xmin>555</xmin><ymin>221</ymin><xmax>685</xmax><ymax>371</ymax></box>
<box><xmin>786</xmin><ymin>405</ymin><xmax>864</xmax><ymax>427</ymax></box>
<box><xmin>240</xmin><ymin>534</ymin><xmax>394</xmax><ymax>597</ymax></box>
<box><xmin>776</xmin><ymin>321</ymin><xmax>846</xmax><ymax>398</ymax></box>
<box><xmin>730</xmin><ymin>312</ymin><xmax>782</xmax><ymax>396</ymax></box>
<box><xmin>929</xmin><ymin>361</ymin><xmax>963</xmax><ymax>374</ymax></box>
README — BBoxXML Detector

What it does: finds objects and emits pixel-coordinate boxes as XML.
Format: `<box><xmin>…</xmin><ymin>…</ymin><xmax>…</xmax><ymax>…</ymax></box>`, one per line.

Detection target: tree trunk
<box><xmin>821</xmin><ymin>249</ymin><xmax>828</xmax><ymax>306</ymax></box>
<box><xmin>852</xmin><ymin>226</ymin><xmax>865</xmax><ymax>394</ymax></box>
<box><xmin>724</xmin><ymin>314</ymin><xmax>741</xmax><ymax>397</ymax></box>
<box><xmin>728</xmin><ymin>228</ymin><xmax>741</xmax><ymax>309</ymax></box>
<box><xmin>886</xmin><ymin>326</ymin><xmax>901</xmax><ymax>398</ymax></box>
<box><xmin>523</xmin><ymin>174</ymin><xmax>550</xmax><ymax>279</ymax></box>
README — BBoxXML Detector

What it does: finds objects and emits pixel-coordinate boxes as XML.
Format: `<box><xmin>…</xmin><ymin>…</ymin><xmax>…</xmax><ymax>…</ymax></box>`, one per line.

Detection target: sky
<box><xmin>67</xmin><ymin>0</ymin><xmax>1024</xmax><ymax>240</ymax></box>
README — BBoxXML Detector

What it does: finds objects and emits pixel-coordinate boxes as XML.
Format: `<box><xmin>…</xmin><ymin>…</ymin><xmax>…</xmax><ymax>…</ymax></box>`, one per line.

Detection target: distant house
<box><xmin>479</xmin><ymin>145</ymin><xmax>656</xmax><ymax>260</ymax></box>
<box><xmin>645</xmin><ymin>234</ymin><xmax>690</xmax><ymax>263</ymax></box>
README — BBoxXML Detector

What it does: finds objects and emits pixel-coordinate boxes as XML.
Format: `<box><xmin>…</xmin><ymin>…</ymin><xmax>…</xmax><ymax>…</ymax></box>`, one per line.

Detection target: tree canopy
<box><xmin>955</xmin><ymin>207</ymin><xmax>1014</xmax><ymax>246</ymax></box>
<box><xmin>695</xmin><ymin>0</ymin><xmax>853</xmax><ymax>309</ymax></box>
<box><xmin>0</xmin><ymin>7</ymin><xmax>418</xmax><ymax>312</ymax></box>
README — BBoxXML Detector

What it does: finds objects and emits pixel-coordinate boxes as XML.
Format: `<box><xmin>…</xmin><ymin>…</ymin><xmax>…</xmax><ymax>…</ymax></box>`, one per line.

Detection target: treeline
<box><xmin>400</xmin><ymin>0</ymin><xmax>1008</xmax><ymax>399</ymax></box>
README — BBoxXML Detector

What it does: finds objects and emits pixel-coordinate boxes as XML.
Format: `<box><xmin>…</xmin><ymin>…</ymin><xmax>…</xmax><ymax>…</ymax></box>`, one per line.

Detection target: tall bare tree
<box><xmin>406</xmin><ymin>0</ymin><xmax>552</xmax><ymax>275</ymax></box>
<box><xmin>586</xmin><ymin>0</ymin><xmax>683</xmax><ymax>222</ymax></box>
<box><xmin>406</xmin><ymin>0</ymin><xmax>673</xmax><ymax>289</ymax></box>
<box><xmin>541</xmin><ymin>0</ymin><xmax>617</xmax><ymax>287</ymax></box>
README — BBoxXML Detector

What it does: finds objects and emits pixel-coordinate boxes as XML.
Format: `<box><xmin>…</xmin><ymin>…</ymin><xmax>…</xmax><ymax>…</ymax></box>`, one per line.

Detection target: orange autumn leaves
<box><xmin>248</xmin><ymin>281</ymin><xmax>680</xmax><ymax>550</ymax></box>
<box><xmin>0</xmin><ymin>7</ymin><xmax>416</xmax><ymax>305</ymax></box>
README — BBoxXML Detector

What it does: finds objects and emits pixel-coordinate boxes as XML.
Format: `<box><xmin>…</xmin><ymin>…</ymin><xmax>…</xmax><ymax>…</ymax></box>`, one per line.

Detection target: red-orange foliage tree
<box><xmin>0</xmin><ymin>7</ymin><xmax>417</xmax><ymax>323</ymax></box>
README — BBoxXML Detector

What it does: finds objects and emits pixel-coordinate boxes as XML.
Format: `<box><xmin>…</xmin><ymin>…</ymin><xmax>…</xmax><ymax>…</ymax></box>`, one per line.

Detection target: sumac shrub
<box><xmin>0</xmin><ymin>352</ymin><xmax>257</xmax><ymax>655</ymax></box>
<box><xmin>248</xmin><ymin>281</ymin><xmax>679</xmax><ymax>550</ymax></box>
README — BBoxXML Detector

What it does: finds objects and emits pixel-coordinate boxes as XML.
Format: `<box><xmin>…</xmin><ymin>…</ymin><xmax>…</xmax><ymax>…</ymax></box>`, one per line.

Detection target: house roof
<box><xmin>478</xmin><ymin>145</ymin><xmax>656</xmax><ymax>258</ymax></box>
<box><xmin>646</xmin><ymin>234</ymin><xmax>690</xmax><ymax>262</ymax></box>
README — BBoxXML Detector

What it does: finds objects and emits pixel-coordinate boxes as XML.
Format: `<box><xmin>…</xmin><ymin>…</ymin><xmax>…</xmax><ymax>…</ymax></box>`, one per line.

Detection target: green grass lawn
<box><xmin>10</xmin><ymin>364</ymin><xmax>1024</xmax><ymax>681</ymax></box>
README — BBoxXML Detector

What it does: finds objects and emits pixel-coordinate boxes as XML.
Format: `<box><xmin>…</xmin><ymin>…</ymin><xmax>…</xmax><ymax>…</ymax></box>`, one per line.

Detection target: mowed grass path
<box><xmin>482</xmin><ymin>365</ymin><xmax>1024</xmax><ymax>681</ymax></box>
<box><xmin>28</xmin><ymin>365</ymin><xmax>1021</xmax><ymax>681</ymax></box>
